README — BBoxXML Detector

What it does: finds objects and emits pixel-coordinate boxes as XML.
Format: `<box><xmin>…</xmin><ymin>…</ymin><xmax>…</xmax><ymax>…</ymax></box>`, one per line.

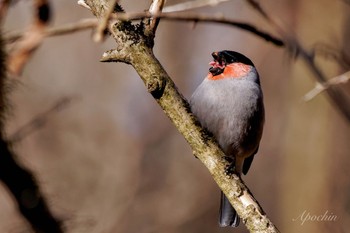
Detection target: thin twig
<box><xmin>245</xmin><ymin>0</ymin><xmax>270</xmax><ymax>20</ymax></box>
<box><xmin>4</xmin><ymin>18</ymin><xmax>98</xmax><ymax>43</ymax></box>
<box><xmin>5</xmin><ymin>11</ymin><xmax>284</xmax><ymax>47</ymax></box>
<box><xmin>93</xmin><ymin>0</ymin><xmax>119</xmax><ymax>42</ymax></box>
<box><xmin>313</xmin><ymin>43</ymin><xmax>350</xmax><ymax>70</ymax></box>
<box><xmin>0</xmin><ymin>0</ymin><xmax>11</xmax><ymax>24</ymax></box>
<box><xmin>8</xmin><ymin>96</ymin><xmax>75</xmax><ymax>143</ymax></box>
<box><xmin>116</xmin><ymin>11</ymin><xmax>284</xmax><ymax>46</ymax></box>
<box><xmin>148</xmin><ymin>0</ymin><xmax>165</xmax><ymax>34</ymax></box>
<box><xmin>77</xmin><ymin>0</ymin><xmax>91</xmax><ymax>10</ymax></box>
<box><xmin>7</xmin><ymin>0</ymin><xmax>51</xmax><ymax>76</ymax></box>
<box><xmin>303</xmin><ymin>71</ymin><xmax>350</xmax><ymax>102</ymax></box>
<box><xmin>163</xmin><ymin>0</ymin><xmax>232</xmax><ymax>12</ymax></box>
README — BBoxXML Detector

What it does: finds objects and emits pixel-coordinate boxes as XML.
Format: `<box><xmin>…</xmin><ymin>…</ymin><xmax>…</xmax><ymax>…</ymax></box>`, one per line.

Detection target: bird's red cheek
<box><xmin>207</xmin><ymin>63</ymin><xmax>251</xmax><ymax>80</ymax></box>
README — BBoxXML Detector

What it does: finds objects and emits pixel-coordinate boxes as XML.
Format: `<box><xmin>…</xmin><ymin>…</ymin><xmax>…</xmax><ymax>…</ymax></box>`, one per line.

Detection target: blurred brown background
<box><xmin>1</xmin><ymin>0</ymin><xmax>350</xmax><ymax>232</ymax></box>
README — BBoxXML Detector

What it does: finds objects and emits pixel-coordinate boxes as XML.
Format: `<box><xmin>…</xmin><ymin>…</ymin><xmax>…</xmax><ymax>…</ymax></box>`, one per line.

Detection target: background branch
<box><xmin>7</xmin><ymin>0</ymin><xmax>51</xmax><ymax>76</ymax></box>
<box><xmin>244</xmin><ymin>0</ymin><xmax>350</xmax><ymax>122</ymax></box>
<box><xmin>313</xmin><ymin>43</ymin><xmax>350</xmax><ymax>70</ymax></box>
<box><xmin>4</xmin><ymin>18</ymin><xmax>98</xmax><ymax>43</ymax></box>
<box><xmin>303</xmin><ymin>71</ymin><xmax>350</xmax><ymax>102</ymax></box>
<box><xmin>0</xmin><ymin>140</ymin><xmax>64</xmax><ymax>233</ymax></box>
<box><xmin>0</xmin><ymin>18</ymin><xmax>63</xmax><ymax>233</ymax></box>
<box><xmin>163</xmin><ymin>0</ymin><xmax>232</xmax><ymax>12</ymax></box>
<box><xmin>0</xmin><ymin>0</ymin><xmax>11</xmax><ymax>24</ymax></box>
<box><xmin>5</xmin><ymin>11</ymin><xmax>284</xmax><ymax>47</ymax></box>
<box><xmin>8</xmin><ymin>96</ymin><xmax>75</xmax><ymax>143</ymax></box>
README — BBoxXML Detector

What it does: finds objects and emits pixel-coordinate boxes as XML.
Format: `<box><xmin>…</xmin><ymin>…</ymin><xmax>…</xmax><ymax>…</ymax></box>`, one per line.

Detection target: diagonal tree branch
<box><xmin>82</xmin><ymin>0</ymin><xmax>279</xmax><ymax>232</ymax></box>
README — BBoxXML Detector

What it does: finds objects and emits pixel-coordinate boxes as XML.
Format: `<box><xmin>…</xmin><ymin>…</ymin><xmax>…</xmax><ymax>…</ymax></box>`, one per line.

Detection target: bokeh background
<box><xmin>1</xmin><ymin>0</ymin><xmax>350</xmax><ymax>232</ymax></box>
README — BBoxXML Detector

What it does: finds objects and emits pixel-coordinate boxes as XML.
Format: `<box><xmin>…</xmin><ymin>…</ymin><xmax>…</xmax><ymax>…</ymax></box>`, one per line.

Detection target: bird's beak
<box><xmin>209</xmin><ymin>52</ymin><xmax>225</xmax><ymax>75</ymax></box>
<box><xmin>212</xmin><ymin>51</ymin><xmax>224</xmax><ymax>66</ymax></box>
<box><xmin>212</xmin><ymin>52</ymin><xmax>219</xmax><ymax>61</ymax></box>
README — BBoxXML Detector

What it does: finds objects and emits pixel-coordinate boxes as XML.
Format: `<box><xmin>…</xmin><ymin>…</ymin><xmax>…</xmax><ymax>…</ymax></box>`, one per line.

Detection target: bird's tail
<box><xmin>219</xmin><ymin>191</ymin><xmax>240</xmax><ymax>227</ymax></box>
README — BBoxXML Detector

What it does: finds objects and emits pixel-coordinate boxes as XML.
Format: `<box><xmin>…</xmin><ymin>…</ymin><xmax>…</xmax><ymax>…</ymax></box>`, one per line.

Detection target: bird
<box><xmin>190</xmin><ymin>50</ymin><xmax>265</xmax><ymax>227</ymax></box>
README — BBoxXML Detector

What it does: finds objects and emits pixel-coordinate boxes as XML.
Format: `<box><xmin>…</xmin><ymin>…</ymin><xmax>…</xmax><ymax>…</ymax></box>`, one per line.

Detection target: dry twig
<box><xmin>163</xmin><ymin>0</ymin><xmax>232</xmax><ymax>12</ymax></box>
<box><xmin>313</xmin><ymin>43</ymin><xmax>350</xmax><ymax>70</ymax></box>
<box><xmin>93</xmin><ymin>0</ymin><xmax>119</xmax><ymax>42</ymax></box>
<box><xmin>7</xmin><ymin>0</ymin><xmax>51</xmax><ymax>76</ymax></box>
<box><xmin>5</xmin><ymin>11</ymin><xmax>284</xmax><ymax>47</ymax></box>
<box><xmin>147</xmin><ymin>0</ymin><xmax>165</xmax><ymax>34</ymax></box>
<box><xmin>0</xmin><ymin>0</ymin><xmax>11</xmax><ymax>24</ymax></box>
<box><xmin>8</xmin><ymin>96</ymin><xmax>75</xmax><ymax>143</ymax></box>
<box><xmin>5</xmin><ymin>18</ymin><xmax>98</xmax><ymax>43</ymax></box>
<box><xmin>303</xmin><ymin>71</ymin><xmax>350</xmax><ymax>102</ymax></box>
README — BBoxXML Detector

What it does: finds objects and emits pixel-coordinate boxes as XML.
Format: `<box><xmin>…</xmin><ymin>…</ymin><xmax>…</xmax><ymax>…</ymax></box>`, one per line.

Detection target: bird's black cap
<box><xmin>213</xmin><ymin>50</ymin><xmax>255</xmax><ymax>67</ymax></box>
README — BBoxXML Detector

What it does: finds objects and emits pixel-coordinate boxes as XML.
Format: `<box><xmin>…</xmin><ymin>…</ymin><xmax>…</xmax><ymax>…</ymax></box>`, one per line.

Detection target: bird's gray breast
<box><xmin>190</xmin><ymin>77</ymin><xmax>264</xmax><ymax>157</ymax></box>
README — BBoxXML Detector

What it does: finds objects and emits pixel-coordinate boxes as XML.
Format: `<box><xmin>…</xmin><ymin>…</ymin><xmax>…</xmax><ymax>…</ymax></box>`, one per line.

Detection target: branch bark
<box><xmin>83</xmin><ymin>0</ymin><xmax>279</xmax><ymax>232</ymax></box>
